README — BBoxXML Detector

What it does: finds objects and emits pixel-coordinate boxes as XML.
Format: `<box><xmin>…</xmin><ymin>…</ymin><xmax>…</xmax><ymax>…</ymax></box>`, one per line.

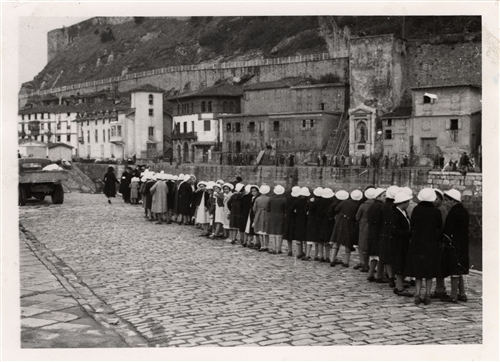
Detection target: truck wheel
<box><xmin>19</xmin><ymin>185</ymin><xmax>27</xmax><ymax>206</ymax></box>
<box><xmin>52</xmin><ymin>184</ymin><xmax>64</xmax><ymax>204</ymax></box>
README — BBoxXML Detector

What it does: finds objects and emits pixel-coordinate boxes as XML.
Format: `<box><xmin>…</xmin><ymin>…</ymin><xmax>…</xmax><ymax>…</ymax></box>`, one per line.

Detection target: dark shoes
<box><xmin>423</xmin><ymin>295</ymin><xmax>431</xmax><ymax>305</ymax></box>
<box><xmin>375</xmin><ymin>277</ymin><xmax>390</xmax><ymax>284</ymax></box>
<box><xmin>302</xmin><ymin>256</ymin><xmax>311</xmax><ymax>261</ymax></box>
<box><xmin>314</xmin><ymin>257</ymin><xmax>320</xmax><ymax>261</ymax></box>
<box><xmin>431</xmin><ymin>291</ymin><xmax>449</xmax><ymax>299</ymax></box>
<box><xmin>367</xmin><ymin>276</ymin><xmax>376</xmax><ymax>282</ymax></box>
<box><xmin>441</xmin><ymin>296</ymin><xmax>458</xmax><ymax>304</ymax></box>
<box><xmin>388</xmin><ymin>278</ymin><xmax>396</xmax><ymax>288</ymax></box>
<box><xmin>341</xmin><ymin>263</ymin><xmax>349</xmax><ymax>268</ymax></box>
<box><xmin>360</xmin><ymin>267</ymin><xmax>369</xmax><ymax>273</ymax></box>
<box><xmin>394</xmin><ymin>288</ymin><xmax>413</xmax><ymax>297</ymax></box>
<box><xmin>458</xmin><ymin>294</ymin><xmax>468</xmax><ymax>302</ymax></box>
<box><xmin>414</xmin><ymin>296</ymin><xmax>422</xmax><ymax>305</ymax></box>
<box><xmin>353</xmin><ymin>263</ymin><xmax>364</xmax><ymax>270</ymax></box>
<box><xmin>287</xmin><ymin>251</ymin><xmax>293</xmax><ymax>257</ymax></box>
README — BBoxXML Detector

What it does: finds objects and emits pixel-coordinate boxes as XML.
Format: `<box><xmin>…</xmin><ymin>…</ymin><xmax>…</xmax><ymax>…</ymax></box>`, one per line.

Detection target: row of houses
<box><xmin>18</xmin><ymin>79</ymin><xmax>481</xmax><ymax>167</ymax></box>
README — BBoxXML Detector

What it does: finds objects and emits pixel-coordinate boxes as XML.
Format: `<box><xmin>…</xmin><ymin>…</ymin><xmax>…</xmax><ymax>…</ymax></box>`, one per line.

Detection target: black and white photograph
<box><xmin>2</xmin><ymin>1</ymin><xmax>499</xmax><ymax>361</ymax></box>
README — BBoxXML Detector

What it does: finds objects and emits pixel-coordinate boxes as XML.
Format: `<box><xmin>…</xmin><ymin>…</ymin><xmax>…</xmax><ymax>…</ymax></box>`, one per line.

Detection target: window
<box><xmin>235</xmin><ymin>141</ymin><xmax>241</xmax><ymax>153</ymax></box>
<box><xmin>149</xmin><ymin>94</ymin><xmax>154</xmax><ymax>105</ymax></box>
<box><xmin>95</xmin><ymin>120</ymin><xmax>98</xmax><ymax>126</ymax></box>
<box><xmin>41</xmin><ymin>113</ymin><xmax>44</xmax><ymax>120</ymax></box>
<box><xmin>95</xmin><ymin>130</ymin><xmax>98</xmax><ymax>142</ymax></box>
<box><xmin>67</xmin><ymin>112</ymin><xmax>71</xmax><ymax>117</ymax></box>
<box><xmin>201</xmin><ymin>101</ymin><xmax>206</xmax><ymax>113</ymax></box>
<box><xmin>149</xmin><ymin>109</ymin><xmax>154</xmax><ymax>116</ymax></box>
<box><xmin>177</xmin><ymin>105</ymin><xmax>181</xmax><ymax>115</ymax></box>
<box><xmin>248</xmin><ymin>122</ymin><xmax>255</xmax><ymax>132</ymax></box>
<box><xmin>41</xmin><ymin>136</ymin><xmax>44</xmax><ymax>142</ymax></box>
<box><xmin>301</xmin><ymin>119</ymin><xmax>314</xmax><ymax>130</ymax></box>
<box><xmin>34</xmin><ymin>113</ymin><xmax>37</xmax><ymax>120</ymax></box>
<box><xmin>191</xmin><ymin>103</ymin><xmax>194</xmax><ymax>114</ymax></box>
<box><xmin>387</xmin><ymin>119</ymin><xmax>393</xmax><ymax>127</ymax></box>
<box><xmin>273</xmin><ymin>121</ymin><xmax>280</xmax><ymax>132</ymax></box>
<box><xmin>41</xmin><ymin>123</ymin><xmax>44</xmax><ymax>130</ymax></box>
<box><xmin>235</xmin><ymin>122</ymin><xmax>241</xmax><ymax>132</ymax></box>
<box><xmin>57</xmin><ymin>122</ymin><xmax>61</xmax><ymax>130</ymax></box>
<box><xmin>204</xmin><ymin>120</ymin><xmax>211</xmax><ymax>131</ymax></box>
<box><xmin>149</xmin><ymin>127</ymin><xmax>154</xmax><ymax>136</ymax></box>
<box><xmin>175</xmin><ymin>123</ymin><xmax>180</xmax><ymax>134</ymax></box>
<box><xmin>229</xmin><ymin>102</ymin><xmax>235</xmax><ymax>113</ymax></box>
<box><xmin>208</xmin><ymin>101</ymin><xmax>212</xmax><ymax>112</ymax></box>
<box><xmin>28</xmin><ymin>114</ymin><xmax>31</xmax><ymax>120</ymax></box>
<box><xmin>57</xmin><ymin>135</ymin><xmax>61</xmax><ymax>142</ymax></box>
<box><xmin>67</xmin><ymin>135</ymin><xmax>71</xmax><ymax>142</ymax></box>
<box><xmin>108</xmin><ymin>129</ymin><xmax>110</xmax><ymax>140</ymax></box>
<box><xmin>223</xmin><ymin>101</ymin><xmax>228</xmax><ymax>113</ymax></box>
<box><xmin>117</xmin><ymin>125</ymin><xmax>122</xmax><ymax>137</ymax></box>
<box><xmin>450</xmin><ymin>119</ymin><xmax>459</xmax><ymax>130</ymax></box>
<box><xmin>48</xmin><ymin>123</ymin><xmax>51</xmax><ymax>130</ymax></box>
<box><xmin>87</xmin><ymin>120</ymin><xmax>89</xmax><ymax>126</ymax></box>
<box><xmin>111</xmin><ymin>126</ymin><xmax>116</xmax><ymax>137</ymax></box>
<box><xmin>103</xmin><ymin>130</ymin><xmax>106</xmax><ymax>142</ymax></box>
<box><xmin>385</xmin><ymin>130</ymin><xmax>392</xmax><ymax>140</ymax></box>
<box><xmin>87</xmin><ymin>131</ymin><xmax>90</xmax><ymax>143</ymax></box>
<box><xmin>423</xmin><ymin>95</ymin><xmax>431</xmax><ymax>104</ymax></box>
<box><xmin>183</xmin><ymin>122</ymin><xmax>187</xmax><ymax>133</ymax></box>
<box><xmin>22</xmin><ymin>115</ymin><xmax>25</xmax><ymax>121</ymax></box>
<box><xmin>321</xmin><ymin>103</ymin><xmax>325</xmax><ymax>111</ymax></box>
<box><xmin>226</xmin><ymin>123</ymin><xmax>232</xmax><ymax>132</ymax></box>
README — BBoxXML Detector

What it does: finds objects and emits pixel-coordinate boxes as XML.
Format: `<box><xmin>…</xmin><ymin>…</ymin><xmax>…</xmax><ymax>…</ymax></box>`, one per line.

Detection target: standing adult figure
<box><xmin>193</xmin><ymin>182</ymin><xmax>209</xmax><ymax>235</ymax></box>
<box><xmin>240</xmin><ymin>185</ymin><xmax>255</xmax><ymax>247</ymax></box>
<box><xmin>316</xmin><ymin>188</ymin><xmax>335</xmax><ymax>262</ymax></box>
<box><xmin>355</xmin><ymin>187</ymin><xmax>376</xmax><ymax>271</ymax></box>
<box><xmin>303</xmin><ymin>187</ymin><xmax>323</xmax><ymax>261</ymax></box>
<box><xmin>323</xmin><ymin>191</ymin><xmax>342</xmax><ymax>263</ymax></box>
<box><xmin>266</xmin><ymin>185</ymin><xmax>287</xmax><ymax>254</ymax></box>
<box><xmin>283</xmin><ymin>186</ymin><xmax>301</xmax><ymax>256</ymax></box>
<box><xmin>150</xmin><ymin>174</ymin><xmax>168</xmax><ymax>224</ymax></box>
<box><xmin>378</xmin><ymin>185</ymin><xmax>400</xmax><ymax>288</ymax></box>
<box><xmin>119</xmin><ymin>167</ymin><xmax>133</xmax><ymax>203</ymax></box>
<box><xmin>103</xmin><ymin>166</ymin><xmax>119</xmax><ymax>204</ymax></box>
<box><xmin>227</xmin><ymin>183</ymin><xmax>246</xmax><ymax>244</ymax></box>
<box><xmin>440</xmin><ymin>189</ymin><xmax>470</xmax><ymax>303</ymax></box>
<box><xmin>404</xmin><ymin>188</ymin><xmax>442</xmax><ymax>305</ymax></box>
<box><xmin>293</xmin><ymin>187</ymin><xmax>310</xmax><ymax>258</ymax></box>
<box><xmin>244</xmin><ymin>185</ymin><xmax>260</xmax><ymax>248</ymax></box>
<box><xmin>177</xmin><ymin>174</ymin><xmax>194</xmax><ymax>225</ymax></box>
<box><xmin>366</xmin><ymin>188</ymin><xmax>386</xmax><ymax>282</ymax></box>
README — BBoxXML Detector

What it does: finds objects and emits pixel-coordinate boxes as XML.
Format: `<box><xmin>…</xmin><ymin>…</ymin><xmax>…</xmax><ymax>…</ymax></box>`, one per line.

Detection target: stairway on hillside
<box><xmin>61</xmin><ymin>164</ymin><xmax>97</xmax><ymax>193</ymax></box>
<box><xmin>324</xmin><ymin>112</ymin><xmax>350</xmax><ymax>156</ymax></box>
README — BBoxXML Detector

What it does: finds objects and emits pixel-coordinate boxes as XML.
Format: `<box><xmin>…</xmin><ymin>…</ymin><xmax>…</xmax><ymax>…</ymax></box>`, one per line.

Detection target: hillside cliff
<box><xmin>27</xmin><ymin>16</ymin><xmax>480</xmax><ymax>93</ymax></box>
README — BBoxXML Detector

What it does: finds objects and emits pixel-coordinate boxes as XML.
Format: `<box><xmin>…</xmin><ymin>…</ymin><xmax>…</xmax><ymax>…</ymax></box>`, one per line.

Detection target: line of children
<box><xmin>131</xmin><ymin>170</ymin><xmax>471</xmax><ymax>306</ymax></box>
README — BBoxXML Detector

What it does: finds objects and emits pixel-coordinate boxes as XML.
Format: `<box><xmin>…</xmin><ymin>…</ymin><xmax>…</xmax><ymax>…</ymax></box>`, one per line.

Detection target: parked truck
<box><xmin>18</xmin><ymin>158</ymin><xmax>68</xmax><ymax>206</ymax></box>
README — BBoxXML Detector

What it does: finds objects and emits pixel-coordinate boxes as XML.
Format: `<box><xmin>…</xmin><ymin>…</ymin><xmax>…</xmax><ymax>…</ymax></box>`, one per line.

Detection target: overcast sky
<box><xmin>18</xmin><ymin>16</ymin><xmax>89</xmax><ymax>84</ymax></box>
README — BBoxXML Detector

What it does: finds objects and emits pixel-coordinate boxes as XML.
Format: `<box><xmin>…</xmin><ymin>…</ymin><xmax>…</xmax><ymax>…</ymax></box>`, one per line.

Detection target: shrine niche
<box><xmin>348</xmin><ymin>104</ymin><xmax>376</xmax><ymax>158</ymax></box>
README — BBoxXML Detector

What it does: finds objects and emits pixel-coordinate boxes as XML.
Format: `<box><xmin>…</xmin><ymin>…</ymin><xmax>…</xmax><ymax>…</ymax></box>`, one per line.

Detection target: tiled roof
<box><xmin>380</xmin><ymin>106</ymin><xmax>413</xmax><ymax>119</ymax></box>
<box><xmin>19</xmin><ymin>99</ymin><xmax>132</xmax><ymax>115</ymax></box>
<box><xmin>167</xmin><ymin>84</ymin><xmax>243</xmax><ymax>101</ymax></box>
<box><xmin>243</xmin><ymin>77</ymin><xmax>310</xmax><ymax>91</ymax></box>
<box><xmin>129</xmin><ymin>84</ymin><xmax>166</xmax><ymax>93</ymax></box>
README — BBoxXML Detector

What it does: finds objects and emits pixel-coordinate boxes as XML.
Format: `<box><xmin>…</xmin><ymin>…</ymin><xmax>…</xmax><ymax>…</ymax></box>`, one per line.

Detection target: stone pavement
<box><xmin>18</xmin><ymin>194</ymin><xmax>483</xmax><ymax>347</ymax></box>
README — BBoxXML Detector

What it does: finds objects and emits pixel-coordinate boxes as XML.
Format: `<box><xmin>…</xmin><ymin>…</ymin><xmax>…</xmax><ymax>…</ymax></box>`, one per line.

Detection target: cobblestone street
<box><xmin>18</xmin><ymin>193</ymin><xmax>483</xmax><ymax>349</ymax></box>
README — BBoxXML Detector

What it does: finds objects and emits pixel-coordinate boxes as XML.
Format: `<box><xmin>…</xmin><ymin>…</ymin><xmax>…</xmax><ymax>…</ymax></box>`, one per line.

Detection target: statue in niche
<box><xmin>356</xmin><ymin>121</ymin><xmax>367</xmax><ymax>144</ymax></box>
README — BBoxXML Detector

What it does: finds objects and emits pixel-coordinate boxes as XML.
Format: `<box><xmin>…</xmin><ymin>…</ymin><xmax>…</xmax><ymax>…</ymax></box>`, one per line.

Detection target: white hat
<box><xmin>291</xmin><ymin>186</ymin><xmax>301</xmax><ymax>197</ymax></box>
<box><xmin>274</xmin><ymin>185</ymin><xmax>285</xmax><ymax>195</ymax></box>
<box><xmin>350</xmin><ymin>189</ymin><xmax>363</xmax><ymax>201</ymax></box>
<box><xmin>249</xmin><ymin>185</ymin><xmax>259</xmax><ymax>192</ymax></box>
<box><xmin>152</xmin><ymin>174</ymin><xmax>158</xmax><ymax>181</ymax></box>
<box><xmin>206</xmin><ymin>181</ymin><xmax>215</xmax><ymax>190</ymax></box>
<box><xmin>244</xmin><ymin>184</ymin><xmax>252</xmax><ymax>193</ymax></box>
<box><xmin>259</xmin><ymin>185</ymin><xmax>270</xmax><ymax>195</ymax></box>
<box><xmin>183</xmin><ymin>175</ymin><xmax>191</xmax><ymax>182</ymax></box>
<box><xmin>322</xmin><ymin>188</ymin><xmax>335</xmax><ymax>199</ymax></box>
<box><xmin>213</xmin><ymin>183</ymin><xmax>222</xmax><ymax>191</ymax></box>
<box><xmin>223</xmin><ymin>183</ymin><xmax>234</xmax><ymax>191</ymax></box>
<box><xmin>434</xmin><ymin>188</ymin><xmax>444</xmax><ymax>198</ymax></box>
<box><xmin>401</xmin><ymin>187</ymin><xmax>413</xmax><ymax>196</ymax></box>
<box><xmin>172</xmin><ymin>175</ymin><xmax>179</xmax><ymax>181</ymax></box>
<box><xmin>299</xmin><ymin>187</ymin><xmax>310</xmax><ymax>197</ymax></box>
<box><xmin>197</xmin><ymin>181</ymin><xmax>207</xmax><ymax>188</ymax></box>
<box><xmin>313</xmin><ymin>187</ymin><xmax>324</xmax><ymax>197</ymax></box>
<box><xmin>235</xmin><ymin>183</ymin><xmax>245</xmax><ymax>192</ymax></box>
<box><xmin>373</xmin><ymin>188</ymin><xmax>386</xmax><ymax>198</ymax></box>
<box><xmin>417</xmin><ymin>188</ymin><xmax>437</xmax><ymax>202</ymax></box>
<box><xmin>160</xmin><ymin>170</ymin><xmax>165</xmax><ymax>174</ymax></box>
<box><xmin>364</xmin><ymin>188</ymin><xmax>376</xmax><ymax>199</ymax></box>
<box><xmin>141</xmin><ymin>176</ymin><xmax>147</xmax><ymax>182</ymax></box>
<box><xmin>394</xmin><ymin>191</ymin><xmax>412</xmax><ymax>204</ymax></box>
<box><xmin>336</xmin><ymin>190</ymin><xmax>349</xmax><ymax>200</ymax></box>
<box><xmin>190</xmin><ymin>175</ymin><xmax>197</xmax><ymax>180</ymax></box>
<box><xmin>386</xmin><ymin>185</ymin><xmax>400</xmax><ymax>199</ymax></box>
<box><xmin>179</xmin><ymin>173</ymin><xmax>185</xmax><ymax>179</ymax></box>
<box><xmin>444</xmin><ymin>189</ymin><xmax>461</xmax><ymax>202</ymax></box>
<box><xmin>216</xmin><ymin>179</ymin><xmax>224</xmax><ymax>185</ymax></box>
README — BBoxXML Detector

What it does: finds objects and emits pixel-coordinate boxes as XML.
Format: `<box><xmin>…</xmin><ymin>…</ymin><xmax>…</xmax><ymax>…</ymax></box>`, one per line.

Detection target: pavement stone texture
<box><xmin>18</xmin><ymin>194</ymin><xmax>483</xmax><ymax>347</ymax></box>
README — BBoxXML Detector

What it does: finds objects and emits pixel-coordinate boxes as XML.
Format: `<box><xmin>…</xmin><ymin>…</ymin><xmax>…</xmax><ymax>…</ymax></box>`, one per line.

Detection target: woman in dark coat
<box><xmin>304</xmin><ymin>188</ymin><xmax>321</xmax><ymax>261</ymax></box>
<box><xmin>103</xmin><ymin>167</ymin><xmax>119</xmax><ymax>204</ymax></box>
<box><xmin>166</xmin><ymin>177</ymin><xmax>176</xmax><ymax>223</ymax></box>
<box><xmin>177</xmin><ymin>176</ymin><xmax>194</xmax><ymax>225</ymax></box>
<box><xmin>244</xmin><ymin>185</ymin><xmax>260</xmax><ymax>248</ymax></box>
<box><xmin>440</xmin><ymin>189</ymin><xmax>470</xmax><ymax>303</ymax></box>
<box><xmin>404</xmin><ymin>188</ymin><xmax>442</xmax><ymax>305</ymax></box>
<box><xmin>330</xmin><ymin>190</ymin><xmax>360</xmax><ymax>267</ymax></box>
<box><xmin>366</xmin><ymin>188</ymin><xmax>386</xmax><ymax>282</ymax></box>
<box><xmin>143</xmin><ymin>176</ymin><xmax>157</xmax><ymax>221</ymax></box>
<box><xmin>119</xmin><ymin>167</ymin><xmax>132</xmax><ymax>203</ymax></box>
<box><xmin>293</xmin><ymin>187</ymin><xmax>310</xmax><ymax>258</ymax></box>
<box><xmin>239</xmin><ymin>185</ymin><xmax>254</xmax><ymax>247</ymax></box>
<box><xmin>282</xmin><ymin>186</ymin><xmax>300</xmax><ymax>256</ymax></box>
<box><xmin>227</xmin><ymin>184</ymin><xmax>246</xmax><ymax>243</ymax></box>
<box><xmin>378</xmin><ymin>186</ymin><xmax>399</xmax><ymax>288</ymax></box>
<box><xmin>323</xmin><ymin>194</ymin><xmax>342</xmax><ymax>263</ymax></box>
<box><xmin>266</xmin><ymin>185</ymin><xmax>287</xmax><ymax>254</ymax></box>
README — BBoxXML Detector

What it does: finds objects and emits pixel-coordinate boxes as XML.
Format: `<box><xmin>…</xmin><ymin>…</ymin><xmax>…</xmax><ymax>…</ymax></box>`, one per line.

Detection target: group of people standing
<box><xmin>103</xmin><ymin>167</ymin><xmax>470</xmax><ymax>306</ymax></box>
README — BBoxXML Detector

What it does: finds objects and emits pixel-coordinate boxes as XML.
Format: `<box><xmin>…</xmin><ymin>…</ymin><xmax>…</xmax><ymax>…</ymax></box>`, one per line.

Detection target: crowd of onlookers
<box><xmin>102</xmin><ymin>167</ymin><xmax>471</xmax><ymax>306</ymax></box>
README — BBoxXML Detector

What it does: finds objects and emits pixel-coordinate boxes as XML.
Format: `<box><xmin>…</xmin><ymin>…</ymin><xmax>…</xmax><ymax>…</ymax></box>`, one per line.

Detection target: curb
<box><xmin>20</xmin><ymin>224</ymin><xmax>150</xmax><ymax>347</ymax></box>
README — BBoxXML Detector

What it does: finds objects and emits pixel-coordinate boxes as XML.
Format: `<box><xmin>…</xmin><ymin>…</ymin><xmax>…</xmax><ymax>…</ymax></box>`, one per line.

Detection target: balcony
<box><xmin>110</xmin><ymin>135</ymin><xmax>124</xmax><ymax>144</ymax></box>
<box><xmin>172</xmin><ymin>131</ymin><xmax>197</xmax><ymax>141</ymax></box>
<box><xmin>78</xmin><ymin>136</ymin><xmax>84</xmax><ymax>144</ymax></box>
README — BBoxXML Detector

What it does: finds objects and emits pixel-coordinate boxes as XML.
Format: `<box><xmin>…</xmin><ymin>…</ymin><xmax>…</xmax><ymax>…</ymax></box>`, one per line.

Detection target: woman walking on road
<box><xmin>103</xmin><ymin>166</ymin><xmax>119</xmax><ymax>204</ymax></box>
<box><xmin>150</xmin><ymin>174</ymin><xmax>168</xmax><ymax>224</ymax></box>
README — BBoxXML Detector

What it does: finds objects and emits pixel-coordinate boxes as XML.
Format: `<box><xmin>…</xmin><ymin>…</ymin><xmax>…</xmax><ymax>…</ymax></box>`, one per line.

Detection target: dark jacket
<box><xmin>441</xmin><ymin>203</ymin><xmax>470</xmax><ymax>276</ymax></box>
<box><xmin>404</xmin><ymin>201</ymin><xmax>442</xmax><ymax>279</ymax></box>
<box><xmin>227</xmin><ymin>192</ymin><xmax>246</xmax><ymax>231</ymax></box>
<box><xmin>177</xmin><ymin>182</ymin><xmax>193</xmax><ymax>215</ymax></box>
<box><xmin>282</xmin><ymin>195</ymin><xmax>297</xmax><ymax>241</ymax></box>
<box><xmin>378</xmin><ymin>199</ymin><xmax>395</xmax><ymax>264</ymax></box>
<box><xmin>330</xmin><ymin>199</ymin><xmax>358</xmax><ymax>250</ymax></box>
<box><xmin>323</xmin><ymin>197</ymin><xmax>341</xmax><ymax>243</ymax></box>
<box><xmin>390</xmin><ymin>206</ymin><xmax>412</xmax><ymax>275</ymax></box>
<box><xmin>143</xmin><ymin>180</ymin><xmax>156</xmax><ymax>210</ymax></box>
<box><xmin>103</xmin><ymin>171</ymin><xmax>119</xmax><ymax>198</ymax></box>
<box><xmin>266</xmin><ymin>194</ymin><xmax>287</xmax><ymax>235</ymax></box>
<box><xmin>306</xmin><ymin>198</ymin><xmax>319</xmax><ymax>242</ymax></box>
<box><xmin>293</xmin><ymin>196</ymin><xmax>308</xmax><ymax>242</ymax></box>
<box><xmin>367</xmin><ymin>200</ymin><xmax>384</xmax><ymax>256</ymax></box>
<box><xmin>315</xmin><ymin>198</ymin><xmax>333</xmax><ymax>243</ymax></box>
<box><xmin>240</xmin><ymin>194</ymin><xmax>254</xmax><ymax>233</ymax></box>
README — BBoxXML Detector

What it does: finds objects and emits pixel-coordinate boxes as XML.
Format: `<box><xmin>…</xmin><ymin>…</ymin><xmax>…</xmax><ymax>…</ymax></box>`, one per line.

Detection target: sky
<box><xmin>18</xmin><ymin>16</ymin><xmax>89</xmax><ymax>84</ymax></box>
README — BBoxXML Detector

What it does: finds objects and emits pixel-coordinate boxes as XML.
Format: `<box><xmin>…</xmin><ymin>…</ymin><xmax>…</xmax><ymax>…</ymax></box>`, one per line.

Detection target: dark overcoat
<box><xmin>404</xmin><ymin>201</ymin><xmax>442</xmax><ymax>279</ymax></box>
<box><xmin>367</xmin><ymin>200</ymin><xmax>384</xmax><ymax>256</ymax></box>
<box><xmin>240</xmin><ymin>194</ymin><xmax>254</xmax><ymax>233</ymax></box>
<box><xmin>379</xmin><ymin>199</ymin><xmax>395</xmax><ymax>265</ymax></box>
<box><xmin>282</xmin><ymin>195</ymin><xmax>297</xmax><ymax>241</ymax></box>
<box><xmin>389</xmin><ymin>206</ymin><xmax>412</xmax><ymax>275</ymax></box>
<box><xmin>293</xmin><ymin>197</ymin><xmax>308</xmax><ymax>242</ymax></box>
<box><xmin>330</xmin><ymin>199</ymin><xmax>358</xmax><ymax>250</ymax></box>
<box><xmin>441</xmin><ymin>203</ymin><xmax>470</xmax><ymax>276</ymax></box>
<box><xmin>103</xmin><ymin>171</ymin><xmax>118</xmax><ymax>198</ymax></box>
<box><xmin>166</xmin><ymin>180</ymin><xmax>176</xmax><ymax>211</ymax></box>
<box><xmin>314</xmin><ymin>198</ymin><xmax>333</xmax><ymax>243</ymax></box>
<box><xmin>119</xmin><ymin>171</ymin><xmax>132</xmax><ymax>199</ymax></box>
<box><xmin>143</xmin><ymin>180</ymin><xmax>156</xmax><ymax>210</ymax></box>
<box><xmin>227</xmin><ymin>192</ymin><xmax>246</xmax><ymax>230</ymax></box>
<box><xmin>306</xmin><ymin>198</ymin><xmax>319</xmax><ymax>241</ymax></box>
<box><xmin>323</xmin><ymin>197</ymin><xmax>341</xmax><ymax>243</ymax></box>
<box><xmin>177</xmin><ymin>182</ymin><xmax>193</xmax><ymax>216</ymax></box>
<box><xmin>266</xmin><ymin>194</ymin><xmax>287</xmax><ymax>235</ymax></box>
